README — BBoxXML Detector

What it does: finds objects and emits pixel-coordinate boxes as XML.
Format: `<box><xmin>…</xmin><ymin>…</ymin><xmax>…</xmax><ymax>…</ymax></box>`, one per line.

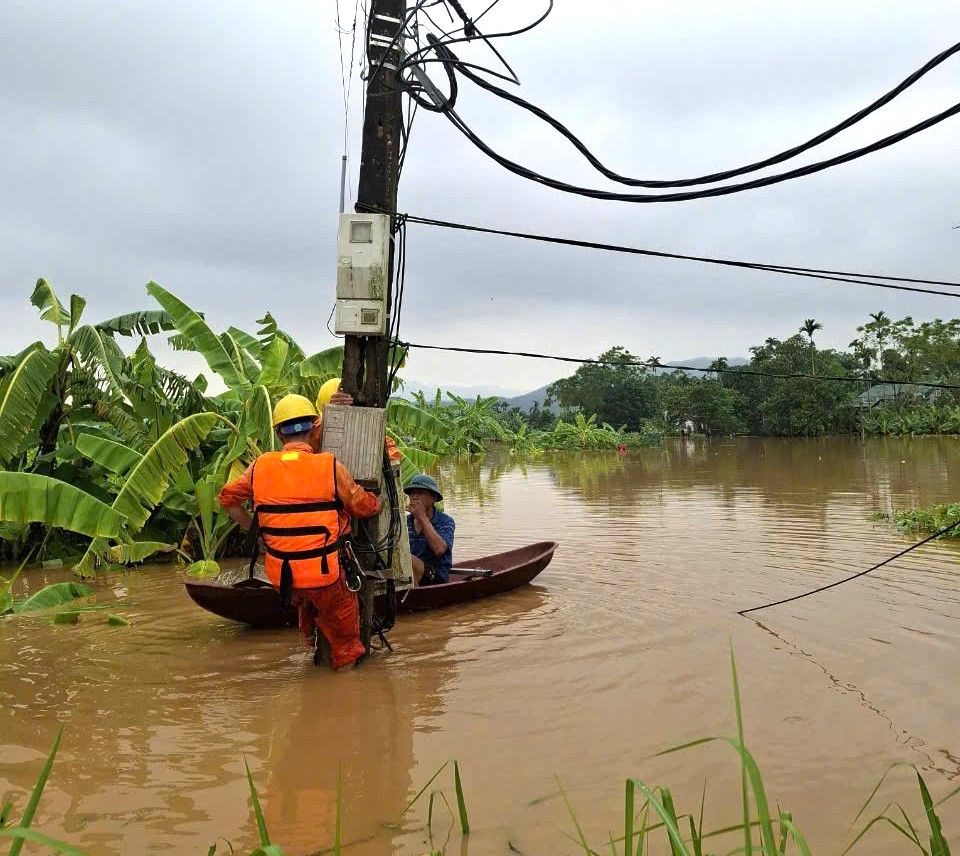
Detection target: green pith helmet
<box><xmin>403</xmin><ymin>473</ymin><xmax>443</xmax><ymax>502</ymax></box>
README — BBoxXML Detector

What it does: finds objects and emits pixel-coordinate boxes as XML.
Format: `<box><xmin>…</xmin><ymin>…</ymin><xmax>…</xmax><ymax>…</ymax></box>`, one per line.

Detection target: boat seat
<box><xmin>452</xmin><ymin>568</ymin><xmax>493</xmax><ymax>579</ymax></box>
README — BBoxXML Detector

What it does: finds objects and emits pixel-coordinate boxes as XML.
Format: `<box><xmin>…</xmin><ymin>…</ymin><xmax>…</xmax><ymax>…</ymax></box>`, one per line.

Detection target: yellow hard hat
<box><xmin>272</xmin><ymin>393</ymin><xmax>318</xmax><ymax>428</ymax></box>
<box><xmin>315</xmin><ymin>377</ymin><xmax>343</xmax><ymax>411</ymax></box>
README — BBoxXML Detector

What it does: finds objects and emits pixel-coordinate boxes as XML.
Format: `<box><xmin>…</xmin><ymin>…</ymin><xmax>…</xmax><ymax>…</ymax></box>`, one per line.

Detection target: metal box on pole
<box><xmin>335</xmin><ymin>213</ymin><xmax>390</xmax><ymax>336</ymax></box>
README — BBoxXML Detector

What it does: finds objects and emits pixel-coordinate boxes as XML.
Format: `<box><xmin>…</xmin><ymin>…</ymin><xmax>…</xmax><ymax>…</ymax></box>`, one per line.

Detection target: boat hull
<box><xmin>184</xmin><ymin>541</ymin><xmax>557</xmax><ymax>628</ymax></box>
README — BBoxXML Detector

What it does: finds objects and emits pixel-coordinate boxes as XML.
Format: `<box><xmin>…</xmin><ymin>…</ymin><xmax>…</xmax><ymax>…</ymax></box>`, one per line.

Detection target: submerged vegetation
<box><xmin>3</xmin><ymin>653</ymin><xmax>955</xmax><ymax>855</ymax></box>
<box><xmin>872</xmin><ymin>503</ymin><xmax>960</xmax><ymax>540</ymax></box>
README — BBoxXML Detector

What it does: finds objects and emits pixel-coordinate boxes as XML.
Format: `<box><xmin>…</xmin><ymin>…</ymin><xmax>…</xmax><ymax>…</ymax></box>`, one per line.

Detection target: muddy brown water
<box><xmin>2</xmin><ymin>438</ymin><xmax>960</xmax><ymax>855</ymax></box>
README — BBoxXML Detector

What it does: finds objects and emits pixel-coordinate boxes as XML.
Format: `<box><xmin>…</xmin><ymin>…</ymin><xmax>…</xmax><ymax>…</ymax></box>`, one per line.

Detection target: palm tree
<box><xmin>867</xmin><ymin>310</ymin><xmax>891</xmax><ymax>372</ymax></box>
<box><xmin>800</xmin><ymin>318</ymin><xmax>823</xmax><ymax>374</ymax></box>
<box><xmin>708</xmin><ymin>356</ymin><xmax>729</xmax><ymax>386</ymax></box>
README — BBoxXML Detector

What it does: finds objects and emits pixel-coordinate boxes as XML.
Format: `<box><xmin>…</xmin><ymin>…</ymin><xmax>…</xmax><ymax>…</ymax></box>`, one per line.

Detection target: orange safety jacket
<box><xmin>250</xmin><ymin>449</ymin><xmax>345</xmax><ymax>605</ymax></box>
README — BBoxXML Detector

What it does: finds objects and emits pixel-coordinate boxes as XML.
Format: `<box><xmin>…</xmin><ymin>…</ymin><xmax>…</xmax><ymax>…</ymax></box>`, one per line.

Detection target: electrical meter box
<box><xmin>320</xmin><ymin>403</ymin><xmax>413</xmax><ymax>590</ymax></box>
<box><xmin>335</xmin><ymin>213</ymin><xmax>390</xmax><ymax>336</ymax></box>
<box><xmin>320</xmin><ymin>404</ymin><xmax>387</xmax><ymax>488</ymax></box>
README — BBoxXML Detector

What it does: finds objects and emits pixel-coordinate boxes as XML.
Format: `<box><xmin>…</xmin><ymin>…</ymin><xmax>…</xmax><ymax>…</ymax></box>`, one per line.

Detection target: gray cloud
<box><xmin>2</xmin><ymin>0</ymin><xmax>959</xmax><ymax>391</ymax></box>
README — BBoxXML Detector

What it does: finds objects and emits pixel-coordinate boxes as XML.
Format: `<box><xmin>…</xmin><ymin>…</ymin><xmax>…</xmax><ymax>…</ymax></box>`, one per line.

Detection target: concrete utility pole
<box><xmin>344</xmin><ymin>0</ymin><xmax>406</xmax><ymax>408</ymax></box>
<box><xmin>341</xmin><ymin>0</ymin><xmax>407</xmax><ymax>651</ymax></box>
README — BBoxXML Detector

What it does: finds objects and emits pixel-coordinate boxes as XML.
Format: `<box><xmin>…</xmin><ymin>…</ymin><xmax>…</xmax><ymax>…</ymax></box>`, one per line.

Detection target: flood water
<box><xmin>3</xmin><ymin>437</ymin><xmax>960</xmax><ymax>855</ymax></box>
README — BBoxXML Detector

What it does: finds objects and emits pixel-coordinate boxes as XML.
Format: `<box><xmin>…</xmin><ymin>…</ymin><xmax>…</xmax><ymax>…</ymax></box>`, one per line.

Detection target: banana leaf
<box><xmin>258</xmin><ymin>311</ymin><xmax>306</xmax><ymax>363</ymax></box>
<box><xmin>90</xmin><ymin>399</ymin><xmax>148</xmax><ymax>449</ymax></box>
<box><xmin>246</xmin><ymin>385</ymin><xmax>276</xmax><ymax>453</ymax></box>
<box><xmin>227</xmin><ymin>327</ymin><xmax>263</xmax><ymax>360</ymax></box>
<box><xmin>0</xmin><ymin>472</ymin><xmax>126</xmax><ymax>538</ymax></box>
<box><xmin>387</xmin><ymin>398</ymin><xmax>451</xmax><ymax>453</ymax></box>
<box><xmin>96</xmin><ymin>310</ymin><xmax>175</xmax><ymax>337</ymax></box>
<box><xmin>103</xmin><ymin>412</ymin><xmax>218</xmax><ymax>533</ymax></box>
<box><xmin>30</xmin><ymin>278</ymin><xmax>71</xmax><ymax>327</ymax></box>
<box><xmin>186</xmin><ymin>560</ymin><xmax>220</xmax><ymax>578</ymax></box>
<box><xmin>298</xmin><ymin>346</ymin><xmax>344</xmax><ymax>382</ymax></box>
<box><xmin>69</xmin><ymin>325</ymin><xmax>127</xmax><ymax>399</ymax></box>
<box><xmin>12</xmin><ymin>582</ymin><xmax>93</xmax><ymax>613</ymax></box>
<box><xmin>258</xmin><ymin>337</ymin><xmax>290</xmax><ymax>391</ymax></box>
<box><xmin>69</xmin><ymin>295</ymin><xmax>86</xmax><ymax>334</ymax></box>
<box><xmin>75</xmin><ymin>434</ymin><xmax>143</xmax><ymax>475</ymax></box>
<box><xmin>146</xmin><ymin>282</ymin><xmax>249</xmax><ymax>392</ymax></box>
<box><xmin>107</xmin><ymin>541</ymin><xmax>176</xmax><ymax>564</ymax></box>
<box><xmin>160</xmin><ymin>488</ymin><xmax>199</xmax><ymax>516</ymax></box>
<box><xmin>0</xmin><ymin>347</ymin><xmax>58</xmax><ymax>464</ymax></box>
<box><xmin>72</xmin><ymin>413</ymin><xmax>216</xmax><ymax>574</ymax></box>
<box><xmin>221</xmin><ymin>331</ymin><xmax>260</xmax><ymax>385</ymax></box>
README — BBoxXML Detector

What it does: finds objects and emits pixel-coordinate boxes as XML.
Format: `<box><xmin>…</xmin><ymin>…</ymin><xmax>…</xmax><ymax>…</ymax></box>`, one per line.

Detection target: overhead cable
<box><xmin>738</xmin><ymin>517</ymin><xmax>960</xmax><ymax>616</ymax></box>
<box><xmin>397</xmin><ymin>340</ymin><xmax>960</xmax><ymax>392</ymax></box>
<box><xmin>429</xmin><ymin>84</ymin><xmax>960</xmax><ymax>202</ymax></box>
<box><xmin>401</xmin><ymin>213</ymin><xmax>960</xmax><ymax>298</ymax></box>
<box><xmin>440</xmin><ymin>39</ymin><xmax>960</xmax><ymax>188</ymax></box>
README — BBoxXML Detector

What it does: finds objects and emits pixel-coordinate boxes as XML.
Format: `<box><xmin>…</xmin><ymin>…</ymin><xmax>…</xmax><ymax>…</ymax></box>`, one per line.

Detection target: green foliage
<box><xmin>863</xmin><ymin>403</ymin><xmax>960</xmax><ymax>436</ymax></box>
<box><xmin>548</xmin><ymin>346</ymin><xmax>659</xmax><ymax>431</ymax></box>
<box><xmin>147</xmin><ymin>281</ymin><xmax>250</xmax><ymax>393</ymax></box>
<box><xmin>725</xmin><ymin>334</ymin><xmax>858</xmax><ymax>436</ymax></box>
<box><xmin>0</xmin><ymin>348</ymin><xmax>59</xmax><ymax>464</ymax></box>
<box><xmin>8</xmin><ymin>582</ymin><xmax>92</xmax><ymax>614</ymax></box>
<box><xmin>661</xmin><ymin>374</ymin><xmax>745</xmax><ymax>436</ymax></box>
<box><xmin>0</xmin><ymin>473</ymin><xmax>126</xmax><ymax>539</ymax></box>
<box><xmin>873</xmin><ymin>503</ymin><xmax>960</xmax><ymax>538</ymax></box>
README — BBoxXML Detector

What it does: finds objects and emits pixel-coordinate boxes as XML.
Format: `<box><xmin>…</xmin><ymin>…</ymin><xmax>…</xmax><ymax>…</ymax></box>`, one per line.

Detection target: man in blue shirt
<box><xmin>404</xmin><ymin>474</ymin><xmax>455</xmax><ymax>586</ymax></box>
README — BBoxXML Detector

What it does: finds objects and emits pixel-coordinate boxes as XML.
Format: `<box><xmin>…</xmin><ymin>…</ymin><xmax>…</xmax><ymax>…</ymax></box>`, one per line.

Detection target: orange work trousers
<box><xmin>292</xmin><ymin>576</ymin><xmax>365</xmax><ymax>669</ymax></box>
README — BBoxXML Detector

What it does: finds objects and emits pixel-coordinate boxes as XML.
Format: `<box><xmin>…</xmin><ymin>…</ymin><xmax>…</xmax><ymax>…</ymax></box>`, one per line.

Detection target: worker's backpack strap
<box><xmin>278</xmin><ymin>559</ymin><xmax>293</xmax><ymax>609</ymax></box>
<box><xmin>247</xmin><ymin>459</ymin><xmax>260</xmax><ymax>581</ymax></box>
<box><xmin>332</xmin><ymin>456</ymin><xmax>344</xmax><ymax>509</ymax></box>
<box><xmin>264</xmin><ymin>539</ymin><xmax>342</xmax><ymax>608</ymax></box>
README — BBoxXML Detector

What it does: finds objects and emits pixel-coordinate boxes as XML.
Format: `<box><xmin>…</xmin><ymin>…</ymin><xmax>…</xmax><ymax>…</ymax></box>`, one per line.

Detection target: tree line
<box><xmin>539</xmin><ymin>312</ymin><xmax>960</xmax><ymax>437</ymax></box>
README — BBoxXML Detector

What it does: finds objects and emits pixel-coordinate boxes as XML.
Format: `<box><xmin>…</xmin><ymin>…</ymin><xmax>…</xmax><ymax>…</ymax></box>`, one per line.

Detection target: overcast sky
<box><xmin>2</xmin><ymin>1</ymin><xmax>959</xmax><ymax>395</ymax></box>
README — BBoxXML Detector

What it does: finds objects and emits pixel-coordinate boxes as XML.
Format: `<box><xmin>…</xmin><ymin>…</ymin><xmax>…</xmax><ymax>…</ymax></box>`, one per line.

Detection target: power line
<box><xmin>430</xmin><ymin>80</ymin><xmax>960</xmax><ymax>202</ymax></box>
<box><xmin>397</xmin><ymin>340</ymin><xmax>960</xmax><ymax>392</ymax></box>
<box><xmin>738</xmin><ymin>517</ymin><xmax>960</xmax><ymax>616</ymax></box>
<box><xmin>401</xmin><ymin>213</ymin><xmax>960</xmax><ymax>298</ymax></box>
<box><xmin>402</xmin><ymin>33</ymin><xmax>960</xmax><ymax>203</ymax></box>
<box><xmin>438</xmin><ymin>39</ymin><xmax>960</xmax><ymax>188</ymax></box>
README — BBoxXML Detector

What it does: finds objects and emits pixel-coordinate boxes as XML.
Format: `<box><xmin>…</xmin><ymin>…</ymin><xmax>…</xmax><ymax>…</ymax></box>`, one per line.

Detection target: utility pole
<box><xmin>343</xmin><ymin>0</ymin><xmax>406</xmax><ymax>408</ymax></box>
<box><xmin>340</xmin><ymin>0</ymin><xmax>407</xmax><ymax>651</ymax></box>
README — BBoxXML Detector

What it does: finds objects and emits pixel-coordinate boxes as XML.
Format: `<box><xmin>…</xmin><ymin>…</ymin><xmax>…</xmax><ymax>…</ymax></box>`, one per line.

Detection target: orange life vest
<box><xmin>250</xmin><ymin>449</ymin><xmax>344</xmax><ymax>603</ymax></box>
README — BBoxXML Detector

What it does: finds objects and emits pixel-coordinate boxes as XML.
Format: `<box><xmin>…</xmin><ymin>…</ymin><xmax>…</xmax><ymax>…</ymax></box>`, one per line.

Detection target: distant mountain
<box><xmin>402</xmin><ymin>357</ymin><xmax>748</xmax><ymax>412</ymax></box>
<box><xmin>504</xmin><ymin>384</ymin><xmax>554</xmax><ymax>411</ymax></box>
<box><xmin>651</xmin><ymin>356</ymin><xmax>748</xmax><ymax>375</ymax></box>
<box><xmin>401</xmin><ymin>380</ymin><xmax>524</xmax><ymax>403</ymax></box>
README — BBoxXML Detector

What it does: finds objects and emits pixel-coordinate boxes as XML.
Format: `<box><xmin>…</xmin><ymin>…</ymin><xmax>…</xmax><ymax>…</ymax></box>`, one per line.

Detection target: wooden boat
<box><xmin>184</xmin><ymin>541</ymin><xmax>557</xmax><ymax>629</ymax></box>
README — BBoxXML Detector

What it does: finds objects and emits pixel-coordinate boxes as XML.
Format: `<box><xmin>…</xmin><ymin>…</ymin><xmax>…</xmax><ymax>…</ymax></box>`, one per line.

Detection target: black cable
<box><xmin>402</xmin><ymin>213</ymin><xmax>960</xmax><ymax>298</ymax></box>
<box><xmin>397</xmin><ymin>340</ymin><xmax>960</xmax><ymax>392</ymax></box>
<box><xmin>738</xmin><ymin>517</ymin><xmax>960</xmax><ymax>616</ymax></box>
<box><xmin>386</xmin><ymin>219</ymin><xmax>409</xmax><ymax>392</ymax></box>
<box><xmin>400</xmin><ymin>0</ymin><xmax>554</xmax><ymax>83</ymax></box>
<box><xmin>445</xmin><ymin>39</ymin><xmax>960</xmax><ymax>188</ymax></box>
<box><xmin>402</xmin><ymin>36</ymin><xmax>458</xmax><ymax>112</ymax></box>
<box><xmin>444</xmin><ymin>0</ymin><xmax>476</xmax><ymax>37</ymax></box>
<box><xmin>431</xmin><ymin>91</ymin><xmax>960</xmax><ymax>203</ymax></box>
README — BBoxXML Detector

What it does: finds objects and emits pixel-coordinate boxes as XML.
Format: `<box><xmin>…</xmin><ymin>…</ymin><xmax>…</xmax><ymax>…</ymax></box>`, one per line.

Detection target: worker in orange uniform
<box><xmin>219</xmin><ymin>393</ymin><xmax>383</xmax><ymax>671</ymax></box>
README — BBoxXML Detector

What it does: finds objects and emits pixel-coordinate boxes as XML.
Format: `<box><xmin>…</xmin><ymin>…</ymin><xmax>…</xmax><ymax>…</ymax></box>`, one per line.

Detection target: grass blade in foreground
<box><xmin>0</xmin><ymin>828</ymin><xmax>88</xmax><ymax>856</ymax></box>
<box><xmin>8</xmin><ymin>725</ymin><xmax>62</xmax><ymax>856</ymax></box>
<box><xmin>730</xmin><ymin>647</ymin><xmax>754</xmax><ymax>856</ymax></box>
<box><xmin>453</xmin><ymin>760</ymin><xmax>469</xmax><ymax>834</ymax></box>
<box><xmin>334</xmin><ymin>766</ymin><xmax>342</xmax><ymax>856</ymax></box>
<box><xmin>244</xmin><ymin>758</ymin><xmax>271</xmax><ymax>847</ymax></box>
